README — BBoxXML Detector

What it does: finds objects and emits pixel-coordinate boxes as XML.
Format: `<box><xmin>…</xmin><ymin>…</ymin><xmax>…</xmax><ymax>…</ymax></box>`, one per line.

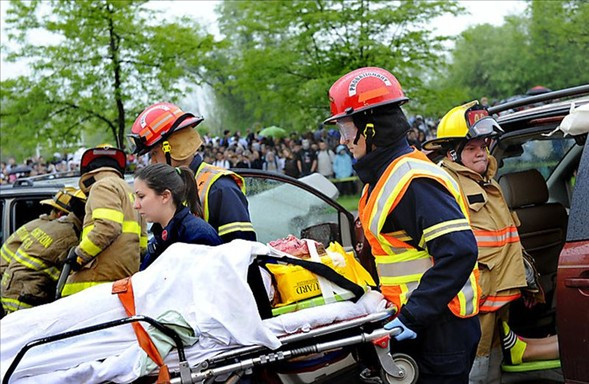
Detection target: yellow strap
<box><xmin>92</xmin><ymin>208</ymin><xmax>125</xmax><ymax>224</ymax></box>
<box><xmin>217</xmin><ymin>221</ymin><xmax>255</xmax><ymax>236</ymax></box>
<box><xmin>62</xmin><ymin>281</ymin><xmax>108</xmax><ymax>297</ymax></box>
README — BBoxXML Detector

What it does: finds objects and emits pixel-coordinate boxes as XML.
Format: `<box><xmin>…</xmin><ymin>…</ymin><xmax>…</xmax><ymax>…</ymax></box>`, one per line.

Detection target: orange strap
<box><xmin>112</xmin><ymin>278</ymin><xmax>171</xmax><ymax>384</ymax></box>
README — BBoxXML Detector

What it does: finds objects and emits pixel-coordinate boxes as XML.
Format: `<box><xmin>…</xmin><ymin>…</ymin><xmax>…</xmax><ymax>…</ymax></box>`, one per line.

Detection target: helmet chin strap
<box><xmin>162</xmin><ymin>141</ymin><xmax>172</xmax><ymax>166</ymax></box>
<box><xmin>353</xmin><ymin>111</ymin><xmax>375</xmax><ymax>154</ymax></box>
<box><xmin>363</xmin><ymin>123</ymin><xmax>375</xmax><ymax>154</ymax></box>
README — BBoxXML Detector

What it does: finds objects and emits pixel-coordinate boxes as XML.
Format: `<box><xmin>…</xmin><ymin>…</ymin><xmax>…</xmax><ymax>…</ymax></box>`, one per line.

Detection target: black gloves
<box><xmin>65</xmin><ymin>247</ymin><xmax>83</xmax><ymax>271</ymax></box>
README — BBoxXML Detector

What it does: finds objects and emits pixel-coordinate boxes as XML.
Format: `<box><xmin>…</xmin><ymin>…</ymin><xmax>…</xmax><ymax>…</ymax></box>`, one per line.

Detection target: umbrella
<box><xmin>258</xmin><ymin>126</ymin><xmax>287</xmax><ymax>139</ymax></box>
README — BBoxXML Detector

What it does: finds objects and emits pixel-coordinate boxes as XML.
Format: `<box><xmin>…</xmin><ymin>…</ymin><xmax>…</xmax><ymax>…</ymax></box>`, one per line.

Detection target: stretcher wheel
<box><xmin>381</xmin><ymin>353</ymin><xmax>418</xmax><ymax>384</ymax></box>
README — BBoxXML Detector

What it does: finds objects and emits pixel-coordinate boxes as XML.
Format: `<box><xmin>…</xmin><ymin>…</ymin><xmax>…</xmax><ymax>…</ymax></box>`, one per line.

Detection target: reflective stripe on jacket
<box><xmin>63</xmin><ymin>170</ymin><xmax>146</xmax><ymax>297</ymax></box>
<box><xmin>360</xmin><ymin>150</ymin><xmax>480</xmax><ymax>318</ymax></box>
<box><xmin>195</xmin><ymin>162</ymin><xmax>255</xmax><ymax>238</ymax></box>
<box><xmin>1</xmin><ymin>214</ymin><xmax>80</xmax><ymax>313</ymax></box>
<box><xmin>0</xmin><ymin>217</ymin><xmax>47</xmax><ymax>276</ymax></box>
<box><xmin>441</xmin><ymin>156</ymin><xmax>526</xmax><ymax>312</ymax></box>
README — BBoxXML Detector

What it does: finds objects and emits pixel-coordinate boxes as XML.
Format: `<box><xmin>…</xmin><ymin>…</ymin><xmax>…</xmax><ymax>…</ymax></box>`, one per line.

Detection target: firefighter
<box><xmin>325</xmin><ymin>67</ymin><xmax>481</xmax><ymax>383</ymax></box>
<box><xmin>423</xmin><ymin>102</ymin><xmax>554</xmax><ymax>382</ymax></box>
<box><xmin>1</xmin><ymin>188</ymin><xmax>86</xmax><ymax>315</ymax></box>
<box><xmin>61</xmin><ymin>146</ymin><xmax>147</xmax><ymax>297</ymax></box>
<box><xmin>0</xmin><ymin>188</ymin><xmax>77</xmax><ymax>277</ymax></box>
<box><xmin>128</xmin><ymin>103</ymin><xmax>255</xmax><ymax>243</ymax></box>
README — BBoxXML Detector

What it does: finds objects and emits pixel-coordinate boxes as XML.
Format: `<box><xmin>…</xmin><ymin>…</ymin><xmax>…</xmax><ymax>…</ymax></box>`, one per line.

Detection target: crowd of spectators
<box><xmin>1</xmin><ymin>116</ymin><xmax>437</xmax><ymax>195</ymax></box>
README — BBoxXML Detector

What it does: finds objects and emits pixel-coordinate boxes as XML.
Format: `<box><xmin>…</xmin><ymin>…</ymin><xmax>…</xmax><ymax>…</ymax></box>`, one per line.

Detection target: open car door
<box><xmin>556</xmin><ymin>136</ymin><xmax>589</xmax><ymax>384</ymax></box>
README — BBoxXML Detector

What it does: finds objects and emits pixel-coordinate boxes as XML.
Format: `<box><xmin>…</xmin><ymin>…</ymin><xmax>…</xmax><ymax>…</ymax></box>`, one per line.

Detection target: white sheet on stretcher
<box><xmin>0</xmin><ymin>241</ymin><xmax>387</xmax><ymax>384</ymax></box>
<box><xmin>1</xmin><ymin>240</ymin><xmax>280</xmax><ymax>383</ymax></box>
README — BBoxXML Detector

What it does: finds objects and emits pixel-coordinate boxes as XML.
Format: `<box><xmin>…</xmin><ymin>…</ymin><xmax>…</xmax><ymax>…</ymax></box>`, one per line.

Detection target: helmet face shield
<box><xmin>336</xmin><ymin>117</ymin><xmax>358</xmax><ymax>142</ymax></box>
<box><xmin>467</xmin><ymin>116</ymin><xmax>504</xmax><ymax>140</ymax></box>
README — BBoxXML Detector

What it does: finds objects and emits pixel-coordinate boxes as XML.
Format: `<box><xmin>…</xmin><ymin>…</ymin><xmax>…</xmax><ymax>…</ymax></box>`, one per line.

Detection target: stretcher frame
<box><xmin>2</xmin><ymin>308</ymin><xmax>418</xmax><ymax>384</ymax></box>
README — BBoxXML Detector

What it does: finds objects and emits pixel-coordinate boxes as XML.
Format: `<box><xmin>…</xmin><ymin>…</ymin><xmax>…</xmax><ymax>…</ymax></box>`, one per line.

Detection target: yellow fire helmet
<box><xmin>423</xmin><ymin>100</ymin><xmax>504</xmax><ymax>151</ymax></box>
<box><xmin>40</xmin><ymin>187</ymin><xmax>87</xmax><ymax>214</ymax></box>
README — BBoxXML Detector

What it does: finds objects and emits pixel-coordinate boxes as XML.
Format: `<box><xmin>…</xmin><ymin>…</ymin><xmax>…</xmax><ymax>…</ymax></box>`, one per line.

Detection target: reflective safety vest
<box><xmin>195</xmin><ymin>163</ymin><xmax>253</xmax><ymax>237</ymax></box>
<box><xmin>359</xmin><ymin>150</ymin><xmax>480</xmax><ymax>318</ymax></box>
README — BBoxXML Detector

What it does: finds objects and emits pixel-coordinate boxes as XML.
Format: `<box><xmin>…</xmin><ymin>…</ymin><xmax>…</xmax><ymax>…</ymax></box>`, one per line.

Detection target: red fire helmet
<box><xmin>128</xmin><ymin>102</ymin><xmax>203</xmax><ymax>155</ymax></box>
<box><xmin>324</xmin><ymin>67</ymin><xmax>408</xmax><ymax>124</ymax></box>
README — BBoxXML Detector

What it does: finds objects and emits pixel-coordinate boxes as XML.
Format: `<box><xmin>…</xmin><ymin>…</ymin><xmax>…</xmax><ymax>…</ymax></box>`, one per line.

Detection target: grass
<box><xmin>336</xmin><ymin>193</ymin><xmax>361</xmax><ymax>212</ymax></box>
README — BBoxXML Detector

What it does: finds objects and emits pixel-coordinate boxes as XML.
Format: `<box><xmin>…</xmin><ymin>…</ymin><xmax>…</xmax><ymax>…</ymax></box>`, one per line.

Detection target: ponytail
<box><xmin>135</xmin><ymin>164</ymin><xmax>204</xmax><ymax>217</ymax></box>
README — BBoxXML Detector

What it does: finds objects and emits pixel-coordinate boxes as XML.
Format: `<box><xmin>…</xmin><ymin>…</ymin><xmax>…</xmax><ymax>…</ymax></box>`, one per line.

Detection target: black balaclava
<box><xmin>351</xmin><ymin>104</ymin><xmax>410</xmax><ymax>153</ymax></box>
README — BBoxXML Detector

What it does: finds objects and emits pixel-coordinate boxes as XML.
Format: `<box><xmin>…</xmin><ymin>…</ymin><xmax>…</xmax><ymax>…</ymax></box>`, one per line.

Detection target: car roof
<box><xmin>491</xmin><ymin>85</ymin><xmax>589</xmax><ymax>134</ymax></box>
<box><xmin>1</xmin><ymin>172</ymin><xmax>135</xmax><ymax>194</ymax></box>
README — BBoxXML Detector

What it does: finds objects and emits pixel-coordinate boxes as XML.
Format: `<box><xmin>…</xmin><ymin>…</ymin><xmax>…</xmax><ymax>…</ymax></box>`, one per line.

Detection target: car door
<box><xmin>234</xmin><ymin>169</ymin><xmax>356</xmax><ymax>251</ymax></box>
<box><xmin>556</xmin><ymin>137</ymin><xmax>589</xmax><ymax>383</ymax></box>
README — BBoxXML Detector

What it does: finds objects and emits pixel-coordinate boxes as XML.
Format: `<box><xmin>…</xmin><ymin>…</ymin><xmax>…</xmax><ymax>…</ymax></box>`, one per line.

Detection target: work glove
<box><xmin>384</xmin><ymin>317</ymin><xmax>417</xmax><ymax>341</ymax></box>
<box><xmin>65</xmin><ymin>247</ymin><xmax>83</xmax><ymax>271</ymax></box>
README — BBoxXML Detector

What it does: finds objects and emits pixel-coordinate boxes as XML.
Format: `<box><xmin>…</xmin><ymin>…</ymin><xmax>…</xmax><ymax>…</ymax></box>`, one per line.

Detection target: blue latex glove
<box><xmin>384</xmin><ymin>317</ymin><xmax>417</xmax><ymax>341</ymax></box>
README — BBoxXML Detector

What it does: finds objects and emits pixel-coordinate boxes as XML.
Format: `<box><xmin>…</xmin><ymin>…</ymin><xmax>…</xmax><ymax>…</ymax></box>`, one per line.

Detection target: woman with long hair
<box><xmin>134</xmin><ymin>163</ymin><xmax>221</xmax><ymax>270</ymax></box>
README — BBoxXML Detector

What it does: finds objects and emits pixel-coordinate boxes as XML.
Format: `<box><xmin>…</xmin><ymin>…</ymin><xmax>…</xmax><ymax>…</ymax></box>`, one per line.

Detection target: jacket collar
<box><xmin>441</xmin><ymin>154</ymin><xmax>498</xmax><ymax>182</ymax></box>
<box><xmin>353</xmin><ymin>138</ymin><xmax>413</xmax><ymax>186</ymax></box>
<box><xmin>152</xmin><ymin>206</ymin><xmax>191</xmax><ymax>239</ymax></box>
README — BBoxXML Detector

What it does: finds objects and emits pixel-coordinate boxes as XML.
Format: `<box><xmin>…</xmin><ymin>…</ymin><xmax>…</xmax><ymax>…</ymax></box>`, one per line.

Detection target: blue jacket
<box><xmin>354</xmin><ymin>138</ymin><xmax>478</xmax><ymax>332</ymax></box>
<box><xmin>140</xmin><ymin>206</ymin><xmax>222</xmax><ymax>270</ymax></box>
<box><xmin>189</xmin><ymin>154</ymin><xmax>256</xmax><ymax>243</ymax></box>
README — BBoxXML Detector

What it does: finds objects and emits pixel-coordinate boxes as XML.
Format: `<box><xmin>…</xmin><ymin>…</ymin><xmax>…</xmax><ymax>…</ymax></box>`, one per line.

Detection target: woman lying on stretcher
<box><xmin>133</xmin><ymin>164</ymin><xmax>222</xmax><ymax>270</ymax></box>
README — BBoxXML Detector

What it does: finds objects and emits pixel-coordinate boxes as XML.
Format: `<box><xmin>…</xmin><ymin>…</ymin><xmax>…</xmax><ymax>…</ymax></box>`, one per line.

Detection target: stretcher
<box><xmin>0</xmin><ymin>241</ymin><xmax>419</xmax><ymax>384</ymax></box>
<box><xmin>3</xmin><ymin>293</ymin><xmax>418</xmax><ymax>384</ymax></box>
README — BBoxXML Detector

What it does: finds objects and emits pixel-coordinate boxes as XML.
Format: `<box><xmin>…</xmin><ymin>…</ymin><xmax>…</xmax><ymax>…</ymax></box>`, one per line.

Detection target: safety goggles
<box><xmin>336</xmin><ymin>117</ymin><xmax>358</xmax><ymax>142</ymax></box>
<box><xmin>466</xmin><ymin>116</ymin><xmax>504</xmax><ymax>140</ymax></box>
<box><xmin>127</xmin><ymin>113</ymin><xmax>203</xmax><ymax>156</ymax></box>
<box><xmin>126</xmin><ymin>134</ymin><xmax>149</xmax><ymax>156</ymax></box>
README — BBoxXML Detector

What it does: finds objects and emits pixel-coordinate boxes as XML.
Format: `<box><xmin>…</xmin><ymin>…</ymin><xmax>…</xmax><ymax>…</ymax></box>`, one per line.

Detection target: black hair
<box><xmin>134</xmin><ymin>163</ymin><xmax>203</xmax><ymax>217</ymax></box>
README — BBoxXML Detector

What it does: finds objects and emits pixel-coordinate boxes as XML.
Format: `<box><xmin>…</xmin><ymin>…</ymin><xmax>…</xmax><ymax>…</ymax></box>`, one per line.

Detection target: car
<box><xmin>488</xmin><ymin>85</ymin><xmax>589</xmax><ymax>383</ymax></box>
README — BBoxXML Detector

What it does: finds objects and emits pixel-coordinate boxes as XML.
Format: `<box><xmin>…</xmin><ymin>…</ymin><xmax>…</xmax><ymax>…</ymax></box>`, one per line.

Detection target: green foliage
<box><xmin>205</xmin><ymin>0</ymin><xmax>463</xmax><ymax>133</ymax></box>
<box><xmin>439</xmin><ymin>0</ymin><xmax>589</xmax><ymax>109</ymax></box>
<box><xmin>1</xmin><ymin>0</ymin><xmax>215</xmax><ymax>160</ymax></box>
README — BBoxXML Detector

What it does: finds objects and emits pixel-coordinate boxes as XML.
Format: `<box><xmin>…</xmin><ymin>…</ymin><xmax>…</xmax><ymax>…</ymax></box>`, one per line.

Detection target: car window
<box><xmin>497</xmin><ymin>137</ymin><xmax>576</xmax><ymax>179</ymax></box>
<box><xmin>243</xmin><ymin>176</ymin><xmax>340</xmax><ymax>244</ymax></box>
<box><xmin>11</xmin><ymin>198</ymin><xmax>53</xmax><ymax>234</ymax></box>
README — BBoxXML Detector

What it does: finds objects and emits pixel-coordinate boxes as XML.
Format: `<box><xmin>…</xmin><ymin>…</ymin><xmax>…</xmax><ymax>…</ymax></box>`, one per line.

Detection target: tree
<box><xmin>0</xmin><ymin>0</ymin><xmax>215</xmax><ymax>159</ymax></box>
<box><xmin>202</xmin><ymin>0</ymin><xmax>463</xmax><ymax>133</ymax></box>
<box><xmin>440</xmin><ymin>0</ymin><xmax>589</xmax><ymax>108</ymax></box>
